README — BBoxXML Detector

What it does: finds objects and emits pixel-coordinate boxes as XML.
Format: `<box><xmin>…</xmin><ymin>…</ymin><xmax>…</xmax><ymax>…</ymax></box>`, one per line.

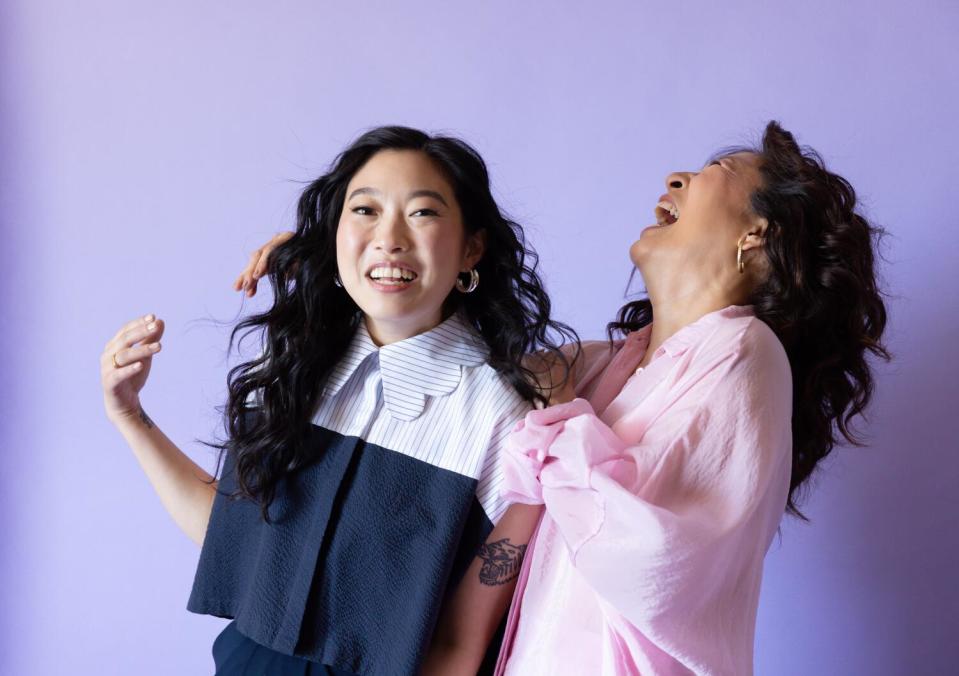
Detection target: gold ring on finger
<box><xmin>112</xmin><ymin>352</ymin><xmax>121</xmax><ymax>369</ymax></box>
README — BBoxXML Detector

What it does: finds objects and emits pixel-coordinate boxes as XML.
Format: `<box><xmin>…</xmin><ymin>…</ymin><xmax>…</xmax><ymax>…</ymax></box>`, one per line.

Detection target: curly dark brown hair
<box><xmin>609</xmin><ymin>121</ymin><xmax>890</xmax><ymax>517</ymax></box>
<box><xmin>213</xmin><ymin>126</ymin><xmax>579</xmax><ymax>519</ymax></box>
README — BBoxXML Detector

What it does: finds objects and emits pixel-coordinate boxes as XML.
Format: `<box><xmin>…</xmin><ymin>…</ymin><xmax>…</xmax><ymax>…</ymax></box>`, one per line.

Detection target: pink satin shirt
<box><xmin>496</xmin><ymin>305</ymin><xmax>793</xmax><ymax>675</ymax></box>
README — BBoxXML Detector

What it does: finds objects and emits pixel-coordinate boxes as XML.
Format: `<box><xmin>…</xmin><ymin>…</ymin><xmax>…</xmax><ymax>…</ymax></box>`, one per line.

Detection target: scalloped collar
<box><xmin>323</xmin><ymin>313</ymin><xmax>490</xmax><ymax>421</ymax></box>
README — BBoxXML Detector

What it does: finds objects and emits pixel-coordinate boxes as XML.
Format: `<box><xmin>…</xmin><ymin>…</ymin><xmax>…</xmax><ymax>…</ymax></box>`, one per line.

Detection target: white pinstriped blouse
<box><xmin>314</xmin><ymin>311</ymin><xmax>531</xmax><ymax>525</ymax></box>
<box><xmin>189</xmin><ymin>311</ymin><xmax>532</xmax><ymax>672</ymax></box>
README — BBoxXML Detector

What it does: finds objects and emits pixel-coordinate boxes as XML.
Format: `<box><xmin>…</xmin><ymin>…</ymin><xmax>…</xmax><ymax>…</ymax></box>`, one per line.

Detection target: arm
<box><xmin>503</xmin><ymin>325</ymin><xmax>793</xmax><ymax>644</ymax></box>
<box><xmin>101</xmin><ymin>314</ymin><xmax>217</xmax><ymax>546</ymax></box>
<box><xmin>421</xmin><ymin>503</ymin><xmax>542</xmax><ymax>676</ymax></box>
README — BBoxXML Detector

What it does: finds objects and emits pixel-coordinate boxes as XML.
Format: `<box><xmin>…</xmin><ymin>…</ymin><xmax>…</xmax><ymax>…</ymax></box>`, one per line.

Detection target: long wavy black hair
<box><xmin>608</xmin><ymin>121</ymin><xmax>890</xmax><ymax>517</ymax></box>
<box><xmin>214</xmin><ymin>126</ymin><xmax>578</xmax><ymax>518</ymax></box>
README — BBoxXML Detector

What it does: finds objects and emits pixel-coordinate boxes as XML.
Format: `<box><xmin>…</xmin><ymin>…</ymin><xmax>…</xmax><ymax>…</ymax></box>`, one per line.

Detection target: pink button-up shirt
<box><xmin>496</xmin><ymin>305</ymin><xmax>793</xmax><ymax>675</ymax></box>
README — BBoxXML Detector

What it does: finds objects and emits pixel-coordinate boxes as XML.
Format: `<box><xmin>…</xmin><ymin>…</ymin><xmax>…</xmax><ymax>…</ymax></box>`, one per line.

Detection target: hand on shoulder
<box><xmin>233</xmin><ymin>231</ymin><xmax>294</xmax><ymax>297</ymax></box>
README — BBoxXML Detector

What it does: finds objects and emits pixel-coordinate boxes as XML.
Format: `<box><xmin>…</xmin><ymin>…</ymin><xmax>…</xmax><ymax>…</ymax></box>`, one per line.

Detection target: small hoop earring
<box><xmin>455</xmin><ymin>269</ymin><xmax>479</xmax><ymax>293</ymax></box>
<box><xmin>737</xmin><ymin>239</ymin><xmax>746</xmax><ymax>274</ymax></box>
<box><xmin>334</xmin><ymin>272</ymin><xmax>343</xmax><ymax>287</ymax></box>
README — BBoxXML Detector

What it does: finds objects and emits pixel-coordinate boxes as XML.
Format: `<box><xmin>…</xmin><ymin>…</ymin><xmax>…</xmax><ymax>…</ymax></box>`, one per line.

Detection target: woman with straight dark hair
<box><xmin>243</xmin><ymin>120</ymin><xmax>889</xmax><ymax>675</ymax></box>
<box><xmin>100</xmin><ymin>126</ymin><xmax>577</xmax><ymax>674</ymax></box>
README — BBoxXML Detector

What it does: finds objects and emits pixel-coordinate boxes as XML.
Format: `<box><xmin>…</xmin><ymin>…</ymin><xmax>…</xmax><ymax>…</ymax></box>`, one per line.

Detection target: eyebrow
<box><xmin>408</xmin><ymin>189</ymin><xmax>449</xmax><ymax>207</ymax></box>
<box><xmin>346</xmin><ymin>187</ymin><xmax>449</xmax><ymax>207</ymax></box>
<box><xmin>347</xmin><ymin>187</ymin><xmax>381</xmax><ymax>201</ymax></box>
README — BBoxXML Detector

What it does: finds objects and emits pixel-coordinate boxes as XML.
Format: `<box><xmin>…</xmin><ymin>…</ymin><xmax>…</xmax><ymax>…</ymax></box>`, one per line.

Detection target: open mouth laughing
<box><xmin>654</xmin><ymin>195</ymin><xmax>680</xmax><ymax>226</ymax></box>
<box><xmin>366</xmin><ymin>262</ymin><xmax>419</xmax><ymax>290</ymax></box>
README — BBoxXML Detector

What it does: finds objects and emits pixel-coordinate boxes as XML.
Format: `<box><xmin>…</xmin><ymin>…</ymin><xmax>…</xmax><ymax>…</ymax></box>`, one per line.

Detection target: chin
<box><xmin>628</xmin><ymin>237</ymin><xmax>649</xmax><ymax>268</ymax></box>
<box><xmin>360</xmin><ymin>299</ymin><xmax>418</xmax><ymax>321</ymax></box>
<box><xmin>364</xmin><ymin>293</ymin><xmax>443</xmax><ymax>324</ymax></box>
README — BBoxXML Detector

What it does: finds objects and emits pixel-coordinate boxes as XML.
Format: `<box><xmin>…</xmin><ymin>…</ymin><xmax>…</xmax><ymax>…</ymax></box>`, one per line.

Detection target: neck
<box><xmin>636</xmin><ymin>279</ymin><xmax>746</xmax><ymax>369</ymax></box>
<box><xmin>364</xmin><ymin>312</ymin><xmax>442</xmax><ymax>346</ymax></box>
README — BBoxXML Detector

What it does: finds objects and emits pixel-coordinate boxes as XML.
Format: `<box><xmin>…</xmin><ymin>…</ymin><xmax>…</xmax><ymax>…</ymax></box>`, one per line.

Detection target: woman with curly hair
<box><xmin>100</xmin><ymin>127</ymin><xmax>578</xmax><ymax>674</ymax></box>
<box><xmin>477</xmin><ymin>121</ymin><xmax>889</xmax><ymax>675</ymax></box>
<box><xmin>241</xmin><ymin>121</ymin><xmax>889</xmax><ymax>674</ymax></box>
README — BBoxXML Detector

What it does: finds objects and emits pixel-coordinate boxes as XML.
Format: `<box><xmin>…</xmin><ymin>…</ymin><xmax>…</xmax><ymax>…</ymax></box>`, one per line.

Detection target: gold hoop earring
<box><xmin>737</xmin><ymin>239</ymin><xmax>746</xmax><ymax>274</ymax></box>
<box><xmin>455</xmin><ymin>269</ymin><xmax>479</xmax><ymax>293</ymax></box>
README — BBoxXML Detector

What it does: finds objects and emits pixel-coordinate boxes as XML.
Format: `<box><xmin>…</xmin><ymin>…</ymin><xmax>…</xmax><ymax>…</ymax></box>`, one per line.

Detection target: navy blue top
<box><xmin>187</xmin><ymin>315</ymin><xmax>530</xmax><ymax>674</ymax></box>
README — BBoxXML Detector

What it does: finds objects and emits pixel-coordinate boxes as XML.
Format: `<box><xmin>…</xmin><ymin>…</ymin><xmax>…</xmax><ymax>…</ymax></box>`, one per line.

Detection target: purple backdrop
<box><xmin>3</xmin><ymin>1</ymin><xmax>956</xmax><ymax>673</ymax></box>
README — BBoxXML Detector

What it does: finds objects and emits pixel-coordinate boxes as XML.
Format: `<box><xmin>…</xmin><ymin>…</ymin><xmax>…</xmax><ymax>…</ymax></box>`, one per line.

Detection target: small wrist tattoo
<box><xmin>477</xmin><ymin>538</ymin><xmax>528</xmax><ymax>587</ymax></box>
<box><xmin>138</xmin><ymin>406</ymin><xmax>155</xmax><ymax>429</ymax></box>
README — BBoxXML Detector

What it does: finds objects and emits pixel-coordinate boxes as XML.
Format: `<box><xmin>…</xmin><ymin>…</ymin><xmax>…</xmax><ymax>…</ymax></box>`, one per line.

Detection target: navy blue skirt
<box><xmin>212</xmin><ymin>621</ymin><xmax>357</xmax><ymax>675</ymax></box>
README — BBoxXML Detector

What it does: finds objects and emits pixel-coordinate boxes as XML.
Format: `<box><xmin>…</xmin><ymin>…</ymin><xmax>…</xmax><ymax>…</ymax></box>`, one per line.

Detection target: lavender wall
<box><xmin>3</xmin><ymin>1</ymin><xmax>956</xmax><ymax>673</ymax></box>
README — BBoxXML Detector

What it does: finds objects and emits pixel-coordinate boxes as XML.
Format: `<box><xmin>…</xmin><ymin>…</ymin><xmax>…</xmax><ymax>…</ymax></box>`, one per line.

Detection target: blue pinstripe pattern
<box><xmin>311</xmin><ymin>313</ymin><xmax>531</xmax><ymax>526</ymax></box>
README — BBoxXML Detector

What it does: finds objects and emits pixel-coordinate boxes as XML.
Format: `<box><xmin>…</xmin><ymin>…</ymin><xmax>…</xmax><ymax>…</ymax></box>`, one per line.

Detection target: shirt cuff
<box><xmin>500</xmin><ymin>399</ymin><xmax>594</xmax><ymax>505</ymax></box>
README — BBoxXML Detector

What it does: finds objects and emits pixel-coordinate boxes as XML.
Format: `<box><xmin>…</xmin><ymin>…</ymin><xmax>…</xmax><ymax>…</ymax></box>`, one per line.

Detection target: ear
<box><xmin>462</xmin><ymin>229</ymin><xmax>486</xmax><ymax>271</ymax></box>
<box><xmin>740</xmin><ymin>217</ymin><xmax>768</xmax><ymax>252</ymax></box>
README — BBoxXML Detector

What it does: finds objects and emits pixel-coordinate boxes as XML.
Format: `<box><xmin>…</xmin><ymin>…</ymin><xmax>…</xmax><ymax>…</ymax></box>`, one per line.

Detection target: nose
<box><xmin>373</xmin><ymin>209</ymin><xmax>410</xmax><ymax>253</ymax></box>
<box><xmin>665</xmin><ymin>172</ymin><xmax>692</xmax><ymax>191</ymax></box>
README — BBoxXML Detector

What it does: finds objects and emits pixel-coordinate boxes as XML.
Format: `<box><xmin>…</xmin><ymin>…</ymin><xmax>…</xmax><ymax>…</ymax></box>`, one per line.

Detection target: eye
<box><xmin>351</xmin><ymin>206</ymin><xmax>375</xmax><ymax>216</ymax></box>
<box><xmin>410</xmin><ymin>208</ymin><xmax>439</xmax><ymax>217</ymax></box>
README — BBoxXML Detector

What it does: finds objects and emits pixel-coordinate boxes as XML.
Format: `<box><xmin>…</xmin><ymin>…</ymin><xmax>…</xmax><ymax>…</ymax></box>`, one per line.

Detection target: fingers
<box><xmin>235</xmin><ymin>248</ymin><xmax>264</xmax><ymax>295</ymax></box>
<box><xmin>235</xmin><ymin>231</ymin><xmax>294</xmax><ymax>295</ymax></box>
<box><xmin>103</xmin><ymin>360</ymin><xmax>147</xmax><ymax>391</ymax></box>
<box><xmin>233</xmin><ymin>249</ymin><xmax>264</xmax><ymax>292</ymax></box>
<box><xmin>252</xmin><ymin>249</ymin><xmax>270</xmax><ymax>279</ymax></box>
<box><xmin>111</xmin><ymin>313</ymin><xmax>155</xmax><ymax>344</ymax></box>
<box><xmin>253</xmin><ymin>231</ymin><xmax>292</xmax><ymax>277</ymax></box>
<box><xmin>111</xmin><ymin>341</ymin><xmax>161</xmax><ymax>368</ymax></box>
<box><xmin>107</xmin><ymin>317</ymin><xmax>165</xmax><ymax>353</ymax></box>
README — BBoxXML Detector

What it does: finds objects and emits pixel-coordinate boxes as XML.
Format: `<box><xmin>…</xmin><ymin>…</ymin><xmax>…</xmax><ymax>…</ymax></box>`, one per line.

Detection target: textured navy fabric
<box><xmin>188</xmin><ymin>424</ymin><xmax>494</xmax><ymax>675</ymax></box>
<box><xmin>213</xmin><ymin>620</ymin><xmax>356</xmax><ymax>675</ymax></box>
<box><xmin>211</xmin><ymin>618</ymin><xmax>501</xmax><ymax>676</ymax></box>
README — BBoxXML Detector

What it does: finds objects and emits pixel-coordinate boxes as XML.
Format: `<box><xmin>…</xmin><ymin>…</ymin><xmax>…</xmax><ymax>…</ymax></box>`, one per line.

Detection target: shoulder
<box><xmin>572</xmin><ymin>339</ymin><xmax>618</xmax><ymax>366</ymax></box>
<box><xmin>735</xmin><ymin>316</ymin><xmax>790</xmax><ymax>380</ymax></box>
<box><xmin>685</xmin><ymin>311</ymin><xmax>791</xmax><ymax>403</ymax></box>
<box><xmin>703</xmin><ymin>315</ymin><xmax>793</xmax><ymax>417</ymax></box>
<box><xmin>461</xmin><ymin>361</ymin><xmax>533</xmax><ymax>423</ymax></box>
<box><xmin>695</xmin><ymin>309</ymin><xmax>788</xmax><ymax>370</ymax></box>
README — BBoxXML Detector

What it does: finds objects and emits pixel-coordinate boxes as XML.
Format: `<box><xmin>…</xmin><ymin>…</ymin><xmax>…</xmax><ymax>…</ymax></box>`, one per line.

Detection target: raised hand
<box><xmin>101</xmin><ymin>314</ymin><xmax>164</xmax><ymax>423</ymax></box>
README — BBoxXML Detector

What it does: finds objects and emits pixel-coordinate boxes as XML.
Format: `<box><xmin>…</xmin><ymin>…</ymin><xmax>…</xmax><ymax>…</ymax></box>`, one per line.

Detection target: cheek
<box><xmin>420</xmin><ymin>230</ymin><xmax>466</xmax><ymax>279</ymax></box>
<box><xmin>685</xmin><ymin>187</ymin><xmax>715</xmax><ymax>223</ymax></box>
<box><xmin>335</xmin><ymin>223</ymin><xmax>364</xmax><ymax>273</ymax></box>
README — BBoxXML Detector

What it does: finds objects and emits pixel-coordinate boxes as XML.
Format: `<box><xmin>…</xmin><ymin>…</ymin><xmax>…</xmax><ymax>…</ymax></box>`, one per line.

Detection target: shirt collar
<box><xmin>649</xmin><ymin>304</ymin><xmax>755</xmax><ymax>360</ymax></box>
<box><xmin>324</xmin><ymin>313</ymin><xmax>490</xmax><ymax>421</ymax></box>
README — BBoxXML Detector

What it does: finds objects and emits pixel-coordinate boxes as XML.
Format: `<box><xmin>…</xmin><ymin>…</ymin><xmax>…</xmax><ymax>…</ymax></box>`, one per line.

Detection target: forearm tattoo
<box><xmin>477</xmin><ymin>538</ymin><xmax>528</xmax><ymax>586</ymax></box>
<box><xmin>138</xmin><ymin>406</ymin><xmax>155</xmax><ymax>429</ymax></box>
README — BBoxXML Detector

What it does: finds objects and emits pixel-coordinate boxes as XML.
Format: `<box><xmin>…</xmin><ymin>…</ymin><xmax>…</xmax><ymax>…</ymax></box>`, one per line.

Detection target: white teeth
<box><xmin>656</xmin><ymin>200</ymin><xmax>680</xmax><ymax>219</ymax></box>
<box><xmin>655</xmin><ymin>200</ymin><xmax>680</xmax><ymax>225</ymax></box>
<box><xmin>369</xmin><ymin>266</ymin><xmax>416</xmax><ymax>282</ymax></box>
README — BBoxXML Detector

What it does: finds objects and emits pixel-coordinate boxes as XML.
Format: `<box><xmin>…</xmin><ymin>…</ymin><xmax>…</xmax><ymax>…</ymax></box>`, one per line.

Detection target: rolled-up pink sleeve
<box><xmin>500</xmin><ymin>399</ymin><xmax>593</xmax><ymax>505</ymax></box>
<box><xmin>502</xmin><ymin>322</ymin><xmax>793</xmax><ymax>668</ymax></box>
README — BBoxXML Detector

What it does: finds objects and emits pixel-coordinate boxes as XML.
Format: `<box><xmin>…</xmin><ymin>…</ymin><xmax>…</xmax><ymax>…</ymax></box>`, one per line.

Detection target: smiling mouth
<box><xmin>654</xmin><ymin>200</ymin><xmax>680</xmax><ymax>226</ymax></box>
<box><xmin>367</xmin><ymin>265</ymin><xmax>419</xmax><ymax>285</ymax></box>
